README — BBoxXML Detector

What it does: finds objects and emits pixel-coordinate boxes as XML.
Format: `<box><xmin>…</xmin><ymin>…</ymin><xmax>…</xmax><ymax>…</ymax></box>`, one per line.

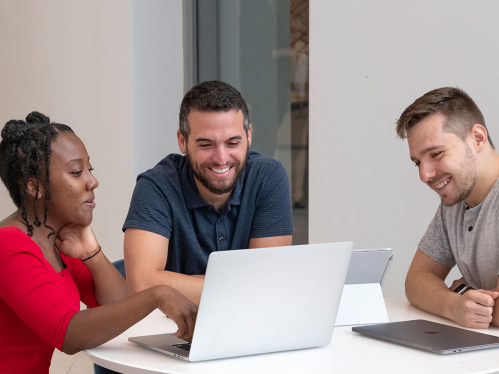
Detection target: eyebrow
<box><xmin>66</xmin><ymin>158</ymin><xmax>82</xmax><ymax>165</ymax></box>
<box><xmin>66</xmin><ymin>156</ymin><xmax>90</xmax><ymax>165</ymax></box>
<box><xmin>195</xmin><ymin>136</ymin><xmax>243</xmax><ymax>142</ymax></box>
<box><xmin>410</xmin><ymin>145</ymin><xmax>443</xmax><ymax>162</ymax></box>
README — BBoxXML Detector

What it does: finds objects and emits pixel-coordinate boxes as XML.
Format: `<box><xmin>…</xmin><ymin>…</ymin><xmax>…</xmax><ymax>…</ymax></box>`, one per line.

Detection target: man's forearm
<box><xmin>406</xmin><ymin>269</ymin><xmax>458</xmax><ymax>321</ymax></box>
<box><xmin>191</xmin><ymin>275</ymin><xmax>205</xmax><ymax>279</ymax></box>
<box><xmin>128</xmin><ymin>270</ymin><xmax>204</xmax><ymax>305</ymax></box>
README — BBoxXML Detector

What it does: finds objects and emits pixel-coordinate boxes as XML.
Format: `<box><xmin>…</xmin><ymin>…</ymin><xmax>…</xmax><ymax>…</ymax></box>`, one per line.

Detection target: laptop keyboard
<box><xmin>172</xmin><ymin>343</ymin><xmax>191</xmax><ymax>351</ymax></box>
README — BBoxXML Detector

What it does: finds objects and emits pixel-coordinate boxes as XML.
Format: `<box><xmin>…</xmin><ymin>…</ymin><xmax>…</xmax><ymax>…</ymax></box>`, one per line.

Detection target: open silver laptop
<box><xmin>129</xmin><ymin>242</ymin><xmax>353</xmax><ymax>361</ymax></box>
<box><xmin>353</xmin><ymin>319</ymin><xmax>499</xmax><ymax>354</ymax></box>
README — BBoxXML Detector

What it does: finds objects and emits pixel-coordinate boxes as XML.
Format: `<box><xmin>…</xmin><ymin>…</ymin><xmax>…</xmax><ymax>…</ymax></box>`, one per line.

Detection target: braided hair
<box><xmin>0</xmin><ymin>112</ymin><xmax>74</xmax><ymax>238</ymax></box>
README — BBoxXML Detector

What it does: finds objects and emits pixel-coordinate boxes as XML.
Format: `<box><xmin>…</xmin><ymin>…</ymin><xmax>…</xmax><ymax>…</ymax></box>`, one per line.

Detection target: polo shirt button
<box><xmin>468</xmin><ymin>226</ymin><xmax>473</xmax><ymax>232</ymax></box>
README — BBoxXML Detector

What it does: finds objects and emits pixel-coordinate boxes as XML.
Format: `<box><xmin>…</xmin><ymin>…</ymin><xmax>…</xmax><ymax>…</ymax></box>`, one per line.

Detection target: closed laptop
<box><xmin>353</xmin><ymin>319</ymin><xmax>499</xmax><ymax>354</ymax></box>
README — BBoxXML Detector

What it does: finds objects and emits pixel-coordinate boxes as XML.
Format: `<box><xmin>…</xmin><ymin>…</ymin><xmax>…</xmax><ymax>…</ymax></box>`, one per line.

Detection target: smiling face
<box><xmin>46</xmin><ymin>132</ymin><xmax>99</xmax><ymax>228</ymax></box>
<box><xmin>177</xmin><ymin>110</ymin><xmax>252</xmax><ymax>202</ymax></box>
<box><xmin>407</xmin><ymin>113</ymin><xmax>477</xmax><ymax>206</ymax></box>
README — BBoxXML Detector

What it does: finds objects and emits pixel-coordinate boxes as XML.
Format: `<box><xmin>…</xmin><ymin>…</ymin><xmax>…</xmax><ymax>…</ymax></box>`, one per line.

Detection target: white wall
<box><xmin>131</xmin><ymin>0</ymin><xmax>184</xmax><ymax>180</ymax></box>
<box><xmin>310</xmin><ymin>1</ymin><xmax>499</xmax><ymax>298</ymax></box>
<box><xmin>0</xmin><ymin>1</ymin><xmax>184</xmax><ymax>261</ymax></box>
<box><xmin>0</xmin><ymin>1</ymin><xmax>185</xmax><ymax>261</ymax></box>
<box><xmin>0</xmin><ymin>0</ymin><xmax>133</xmax><ymax>261</ymax></box>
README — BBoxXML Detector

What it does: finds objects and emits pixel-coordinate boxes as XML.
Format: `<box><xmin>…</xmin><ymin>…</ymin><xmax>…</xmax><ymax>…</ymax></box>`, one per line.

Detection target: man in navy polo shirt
<box><xmin>123</xmin><ymin>81</ymin><xmax>294</xmax><ymax>304</ymax></box>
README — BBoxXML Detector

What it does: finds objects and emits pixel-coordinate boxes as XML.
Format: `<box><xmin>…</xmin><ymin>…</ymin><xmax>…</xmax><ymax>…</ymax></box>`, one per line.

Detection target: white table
<box><xmin>84</xmin><ymin>299</ymin><xmax>499</xmax><ymax>374</ymax></box>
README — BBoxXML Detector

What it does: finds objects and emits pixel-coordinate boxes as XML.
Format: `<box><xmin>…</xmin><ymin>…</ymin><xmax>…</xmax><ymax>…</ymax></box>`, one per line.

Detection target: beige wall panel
<box><xmin>0</xmin><ymin>0</ymin><xmax>133</xmax><ymax>261</ymax></box>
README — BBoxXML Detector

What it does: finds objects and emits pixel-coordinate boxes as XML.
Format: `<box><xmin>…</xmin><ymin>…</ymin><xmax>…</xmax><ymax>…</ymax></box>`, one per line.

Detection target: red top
<box><xmin>0</xmin><ymin>227</ymin><xmax>99</xmax><ymax>374</ymax></box>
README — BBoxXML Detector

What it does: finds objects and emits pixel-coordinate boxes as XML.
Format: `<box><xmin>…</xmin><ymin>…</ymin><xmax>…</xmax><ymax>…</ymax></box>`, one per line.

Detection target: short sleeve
<box><xmin>65</xmin><ymin>256</ymin><xmax>99</xmax><ymax>308</ymax></box>
<box><xmin>0</xmin><ymin>233</ymin><xmax>78</xmax><ymax>350</ymax></box>
<box><xmin>250</xmin><ymin>161</ymin><xmax>294</xmax><ymax>238</ymax></box>
<box><xmin>123</xmin><ymin>176</ymin><xmax>173</xmax><ymax>239</ymax></box>
<box><xmin>418</xmin><ymin>204</ymin><xmax>456</xmax><ymax>268</ymax></box>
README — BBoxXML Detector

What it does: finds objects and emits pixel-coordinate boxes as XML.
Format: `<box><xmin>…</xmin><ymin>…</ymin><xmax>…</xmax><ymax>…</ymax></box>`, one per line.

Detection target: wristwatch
<box><xmin>453</xmin><ymin>284</ymin><xmax>473</xmax><ymax>294</ymax></box>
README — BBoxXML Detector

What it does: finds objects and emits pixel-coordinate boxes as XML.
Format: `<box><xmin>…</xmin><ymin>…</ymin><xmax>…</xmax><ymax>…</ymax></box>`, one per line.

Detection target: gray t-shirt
<box><xmin>419</xmin><ymin>177</ymin><xmax>499</xmax><ymax>290</ymax></box>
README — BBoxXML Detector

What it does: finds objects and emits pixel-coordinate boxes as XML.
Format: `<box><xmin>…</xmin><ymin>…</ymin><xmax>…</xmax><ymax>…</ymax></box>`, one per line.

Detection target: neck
<box><xmin>5</xmin><ymin>208</ymin><xmax>66</xmax><ymax>272</ymax></box>
<box><xmin>193</xmin><ymin>178</ymin><xmax>232</xmax><ymax>212</ymax></box>
<box><xmin>465</xmin><ymin>149</ymin><xmax>499</xmax><ymax>207</ymax></box>
<box><xmin>10</xmin><ymin>207</ymin><xmax>58</xmax><ymax>251</ymax></box>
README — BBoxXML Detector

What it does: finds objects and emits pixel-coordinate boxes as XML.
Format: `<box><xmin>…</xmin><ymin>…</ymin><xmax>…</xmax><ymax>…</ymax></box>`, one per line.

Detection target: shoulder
<box><xmin>0</xmin><ymin>226</ymin><xmax>32</xmax><ymax>243</ymax></box>
<box><xmin>484</xmin><ymin>177</ymin><xmax>499</xmax><ymax>209</ymax></box>
<box><xmin>247</xmin><ymin>151</ymin><xmax>281</xmax><ymax>168</ymax></box>
<box><xmin>0</xmin><ymin>227</ymin><xmax>43</xmax><ymax>263</ymax></box>
<box><xmin>245</xmin><ymin>152</ymin><xmax>289</xmax><ymax>191</ymax></box>
<box><xmin>0</xmin><ymin>215</ymin><xmax>26</xmax><ymax>232</ymax></box>
<box><xmin>240</xmin><ymin>152</ymin><xmax>290</xmax><ymax>201</ymax></box>
<box><xmin>137</xmin><ymin>154</ymin><xmax>186</xmax><ymax>186</ymax></box>
<box><xmin>246</xmin><ymin>152</ymin><xmax>286</xmax><ymax>177</ymax></box>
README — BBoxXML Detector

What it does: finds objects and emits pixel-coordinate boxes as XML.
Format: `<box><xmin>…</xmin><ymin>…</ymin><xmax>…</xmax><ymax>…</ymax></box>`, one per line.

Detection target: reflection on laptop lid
<box><xmin>129</xmin><ymin>241</ymin><xmax>353</xmax><ymax>362</ymax></box>
<box><xmin>352</xmin><ymin>319</ymin><xmax>499</xmax><ymax>354</ymax></box>
<box><xmin>344</xmin><ymin>248</ymin><xmax>392</xmax><ymax>286</ymax></box>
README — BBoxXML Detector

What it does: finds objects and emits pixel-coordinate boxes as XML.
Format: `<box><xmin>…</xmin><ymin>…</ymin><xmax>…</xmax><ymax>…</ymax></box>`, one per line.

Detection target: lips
<box><xmin>84</xmin><ymin>198</ymin><xmax>96</xmax><ymax>208</ymax></box>
<box><xmin>206</xmin><ymin>164</ymin><xmax>234</xmax><ymax>178</ymax></box>
<box><xmin>210</xmin><ymin>166</ymin><xmax>231</xmax><ymax>174</ymax></box>
<box><xmin>433</xmin><ymin>176</ymin><xmax>451</xmax><ymax>190</ymax></box>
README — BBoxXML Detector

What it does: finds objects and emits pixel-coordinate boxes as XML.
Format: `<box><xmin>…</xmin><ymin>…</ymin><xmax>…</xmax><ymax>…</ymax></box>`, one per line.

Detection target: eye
<box><xmin>228</xmin><ymin>142</ymin><xmax>240</xmax><ymax>147</ymax></box>
<box><xmin>414</xmin><ymin>161</ymin><xmax>420</xmax><ymax>168</ymax></box>
<box><xmin>432</xmin><ymin>151</ymin><xmax>443</xmax><ymax>158</ymax></box>
<box><xmin>71</xmin><ymin>171</ymin><xmax>83</xmax><ymax>177</ymax></box>
<box><xmin>89</xmin><ymin>167</ymin><xmax>94</xmax><ymax>172</ymax></box>
<box><xmin>199</xmin><ymin>143</ymin><xmax>212</xmax><ymax>148</ymax></box>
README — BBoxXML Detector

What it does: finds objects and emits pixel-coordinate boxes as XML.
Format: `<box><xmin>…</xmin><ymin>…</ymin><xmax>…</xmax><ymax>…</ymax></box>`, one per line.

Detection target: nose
<box><xmin>418</xmin><ymin>161</ymin><xmax>436</xmax><ymax>183</ymax></box>
<box><xmin>87</xmin><ymin>172</ymin><xmax>99</xmax><ymax>190</ymax></box>
<box><xmin>212</xmin><ymin>145</ymin><xmax>229</xmax><ymax>166</ymax></box>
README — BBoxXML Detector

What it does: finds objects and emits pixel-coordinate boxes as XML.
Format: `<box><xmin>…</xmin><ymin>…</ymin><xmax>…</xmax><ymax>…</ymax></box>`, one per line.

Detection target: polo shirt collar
<box><xmin>180</xmin><ymin>156</ymin><xmax>245</xmax><ymax>210</ymax></box>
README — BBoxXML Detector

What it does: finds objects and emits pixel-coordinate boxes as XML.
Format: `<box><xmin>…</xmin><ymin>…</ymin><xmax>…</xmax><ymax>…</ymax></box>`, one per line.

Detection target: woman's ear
<box><xmin>27</xmin><ymin>177</ymin><xmax>44</xmax><ymax>200</ymax></box>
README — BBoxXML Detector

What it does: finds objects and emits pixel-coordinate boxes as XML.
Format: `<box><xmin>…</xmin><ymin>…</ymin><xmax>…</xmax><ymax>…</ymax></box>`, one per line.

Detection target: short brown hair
<box><xmin>179</xmin><ymin>81</ymin><xmax>250</xmax><ymax>140</ymax></box>
<box><xmin>396</xmin><ymin>87</ymin><xmax>494</xmax><ymax>149</ymax></box>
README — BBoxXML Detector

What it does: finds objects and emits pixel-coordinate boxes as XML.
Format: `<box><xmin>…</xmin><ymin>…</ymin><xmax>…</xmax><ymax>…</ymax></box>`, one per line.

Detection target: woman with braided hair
<box><xmin>0</xmin><ymin>112</ymin><xmax>197</xmax><ymax>373</ymax></box>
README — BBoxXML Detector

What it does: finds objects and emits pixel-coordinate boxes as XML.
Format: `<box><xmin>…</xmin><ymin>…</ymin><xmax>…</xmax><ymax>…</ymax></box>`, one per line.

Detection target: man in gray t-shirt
<box><xmin>396</xmin><ymin>87</ymin><xmax>499</xmax><ymax>329</ymax></box>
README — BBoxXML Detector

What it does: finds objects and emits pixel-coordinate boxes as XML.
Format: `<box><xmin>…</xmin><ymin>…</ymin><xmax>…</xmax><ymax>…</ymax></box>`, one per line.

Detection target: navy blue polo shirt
<box><xmin>123</xmin><ymin>151</ymin><xmax>294</xmax><ymax>275</ymax></box>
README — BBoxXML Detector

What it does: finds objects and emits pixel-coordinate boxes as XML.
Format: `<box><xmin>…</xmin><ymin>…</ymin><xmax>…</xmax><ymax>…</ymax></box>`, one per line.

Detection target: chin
<box><xmin>440</xmin><ymin>196</ymin><xmax>461</xmax><ymax>207</ymax></box>
<box><xmin>76</xmin><ymin>214</ymin><xmax>93</xmax><ymax>227</ymax></box>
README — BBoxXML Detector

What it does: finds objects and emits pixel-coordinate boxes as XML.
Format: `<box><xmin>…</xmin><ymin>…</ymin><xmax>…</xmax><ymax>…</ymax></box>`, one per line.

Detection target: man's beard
<box><xmin>187</xmin><ymin>147</ymin><xmax>249</xmax><ymax>196</ymax></box>
<box><xmin>436</xmin><ymin>146</ymin><xmax>477</xmax><ymax>206</ymax></box>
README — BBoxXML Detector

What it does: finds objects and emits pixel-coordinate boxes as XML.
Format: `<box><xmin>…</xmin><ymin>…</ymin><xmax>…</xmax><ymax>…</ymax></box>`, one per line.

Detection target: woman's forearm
<box><xmin>61</xmin><ymin>284</ymin><xmax>197</xmax><ymax>355</ymax></box>
<box><xmin>62</xmin><ymin>285</ymin><xmax>161</xmax><ymax>354</ymax></box>
<box><xmin>82</xmin><ymin>248</ymin><xmax>128</xmax><ymax>305</ymax></box>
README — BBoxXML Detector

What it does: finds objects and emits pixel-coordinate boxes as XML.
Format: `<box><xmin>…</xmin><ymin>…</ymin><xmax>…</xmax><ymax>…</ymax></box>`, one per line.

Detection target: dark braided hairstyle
<box><xmin>0</xmin><ymin>112</ymin><xmax>74</xmax><ymax>238</ymax></box>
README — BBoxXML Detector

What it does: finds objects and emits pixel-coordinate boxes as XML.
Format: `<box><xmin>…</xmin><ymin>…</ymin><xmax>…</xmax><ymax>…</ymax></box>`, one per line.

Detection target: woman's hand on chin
<box><xmin>55</xmin><ymin>225</ymin><xmax>100</xmax><ymax>260</ymax></box>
